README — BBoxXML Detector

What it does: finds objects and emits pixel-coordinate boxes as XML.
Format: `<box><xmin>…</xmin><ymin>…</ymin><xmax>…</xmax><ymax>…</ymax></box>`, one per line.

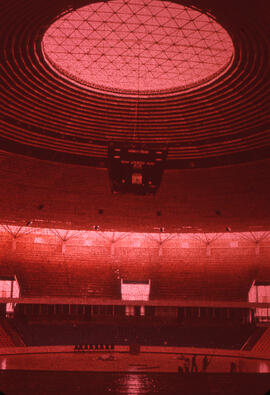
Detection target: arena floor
<box><xmin>0</xmin><ymin>349</ymin><xmax>269</xmax><ymax>374</ymax></box>
<box><xmin>0</xmin><ymin>348</ymin><xmax>269</xmax><ymax>395</ymax></box>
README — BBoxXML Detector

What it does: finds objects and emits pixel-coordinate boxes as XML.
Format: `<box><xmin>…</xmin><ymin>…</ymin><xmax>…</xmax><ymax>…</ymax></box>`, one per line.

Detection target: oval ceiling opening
<box><xmin>43</xmin><ymin>0</ymin><xmax>234</xmax><ymax>96</ymax></box>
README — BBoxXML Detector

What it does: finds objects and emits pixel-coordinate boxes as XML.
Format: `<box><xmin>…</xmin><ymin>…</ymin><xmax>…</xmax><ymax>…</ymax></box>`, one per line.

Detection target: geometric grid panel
<box><xmin>42</xmin><ymin>0</ymin><xmax>234</xmax><ymax>95</ymax></box>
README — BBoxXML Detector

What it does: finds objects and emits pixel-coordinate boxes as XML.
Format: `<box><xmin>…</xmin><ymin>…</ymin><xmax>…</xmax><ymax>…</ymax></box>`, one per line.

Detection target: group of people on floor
<box><xmin>74</xmin><ymin>344</ymin><xmax>114</xmax><ymax>351</ymax></box>
<box><xmin>178</xmin><ymin>354</ymin><xmax>211</xmax><ymax>373</ymax></box>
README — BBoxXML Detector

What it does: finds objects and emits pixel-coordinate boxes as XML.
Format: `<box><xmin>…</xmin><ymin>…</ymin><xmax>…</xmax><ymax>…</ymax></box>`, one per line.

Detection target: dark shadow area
<box><xmin>0</xmin><ymin>371</ymin><xmax>269</xmax><ymax>395</ymax></box>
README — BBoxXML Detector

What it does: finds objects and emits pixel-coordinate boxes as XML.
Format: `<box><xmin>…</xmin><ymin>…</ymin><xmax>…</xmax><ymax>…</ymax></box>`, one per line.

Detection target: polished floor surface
<box><xmin>0</xmin><ymin>351</ymin><xmax>269</xmax><ymax>373</ymax></box>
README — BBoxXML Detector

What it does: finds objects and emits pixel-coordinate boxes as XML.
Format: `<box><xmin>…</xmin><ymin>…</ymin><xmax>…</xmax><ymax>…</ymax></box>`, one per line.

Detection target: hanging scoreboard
<box><xmin>108</xmin><ymin>142</ymin><xmax>167</xmax><ymax>195</ymax></box>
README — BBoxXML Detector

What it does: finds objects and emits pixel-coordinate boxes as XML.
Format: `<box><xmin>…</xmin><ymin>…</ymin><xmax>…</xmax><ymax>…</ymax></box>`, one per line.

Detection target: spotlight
<box><xmin>26</xmin><ymin>221</ymin><xmax>32</xmax><ymax>226</ymax></box>
<box><xmin>94</xmin><ymin>225</ymin><xmax>100</xmax><ymax>231</ymax></box>
<box><xmin>226</xmin><ymin>226</ymin><xmax>232</xmax><ymax>232</ymax></box>
<box><xmin>160</xmin><ymin>227</ymin><xmax>165</xmax><ymax>233</ymax></box>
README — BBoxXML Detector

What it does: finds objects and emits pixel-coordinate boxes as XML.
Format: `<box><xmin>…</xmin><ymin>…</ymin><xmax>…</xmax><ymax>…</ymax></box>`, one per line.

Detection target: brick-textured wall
<box><xmin>0</xmin><ymin>230</ymin><xmax>269</xmax><ymax>301</ymax></box>
<box><xmin>0</xmin><ymin>152</ymin><xmax>270</xmax><ymax>233</ymax></box>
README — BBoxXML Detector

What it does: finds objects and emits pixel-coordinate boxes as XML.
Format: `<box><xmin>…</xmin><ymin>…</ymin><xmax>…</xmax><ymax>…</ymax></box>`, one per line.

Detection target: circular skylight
<box><xmin>42</xmin><ymin>0</ymin><xmax>234</xmax><ymax>96</ymax></box>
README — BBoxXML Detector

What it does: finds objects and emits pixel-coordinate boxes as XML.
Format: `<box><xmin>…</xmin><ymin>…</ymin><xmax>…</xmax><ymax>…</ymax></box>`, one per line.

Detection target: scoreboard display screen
<box><xmin>108</xmin><ymin>143</ymin><xmax>167</xmax><ymax>195</ymax></box>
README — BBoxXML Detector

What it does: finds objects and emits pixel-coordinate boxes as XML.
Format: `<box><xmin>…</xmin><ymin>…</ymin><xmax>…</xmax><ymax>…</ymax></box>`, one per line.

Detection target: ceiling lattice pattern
<box><xmin>0</xmin><ymin>0</ymin><xmax>270</xmax><ymax>168</ymax></box>
<box><xmin>42</xmin><ymin>0</ymin><xmax>234</xmax><ymax>95</ymax></box>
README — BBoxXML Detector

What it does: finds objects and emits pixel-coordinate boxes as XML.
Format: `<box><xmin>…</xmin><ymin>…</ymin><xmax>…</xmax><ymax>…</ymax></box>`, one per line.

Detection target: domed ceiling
<box><xmin>42</xmin><ymin>0</ymin><xmax>234</xmax><ymax>95</ymax></box>
<box><xmin>0</xmin><ymin>0</ymin><xmax>270</xmax><ymax>169</ymax></box>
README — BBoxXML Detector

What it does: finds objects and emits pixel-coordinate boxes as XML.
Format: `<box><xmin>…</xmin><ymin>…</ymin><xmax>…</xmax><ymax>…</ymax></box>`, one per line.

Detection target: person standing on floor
<box><xmin>202</xmin><ymin>355</ymin><xmax>210</xmax><ymax>372</ymax></box>
<box><xmin>184</xmin><ymin>357</ymin><xmax>190</xmax><ymax>373</ymax></box>
<box><xmin>191</xmin><ymin>355</ymin><xmax>198</xmax><ymax>373</ymax></box>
